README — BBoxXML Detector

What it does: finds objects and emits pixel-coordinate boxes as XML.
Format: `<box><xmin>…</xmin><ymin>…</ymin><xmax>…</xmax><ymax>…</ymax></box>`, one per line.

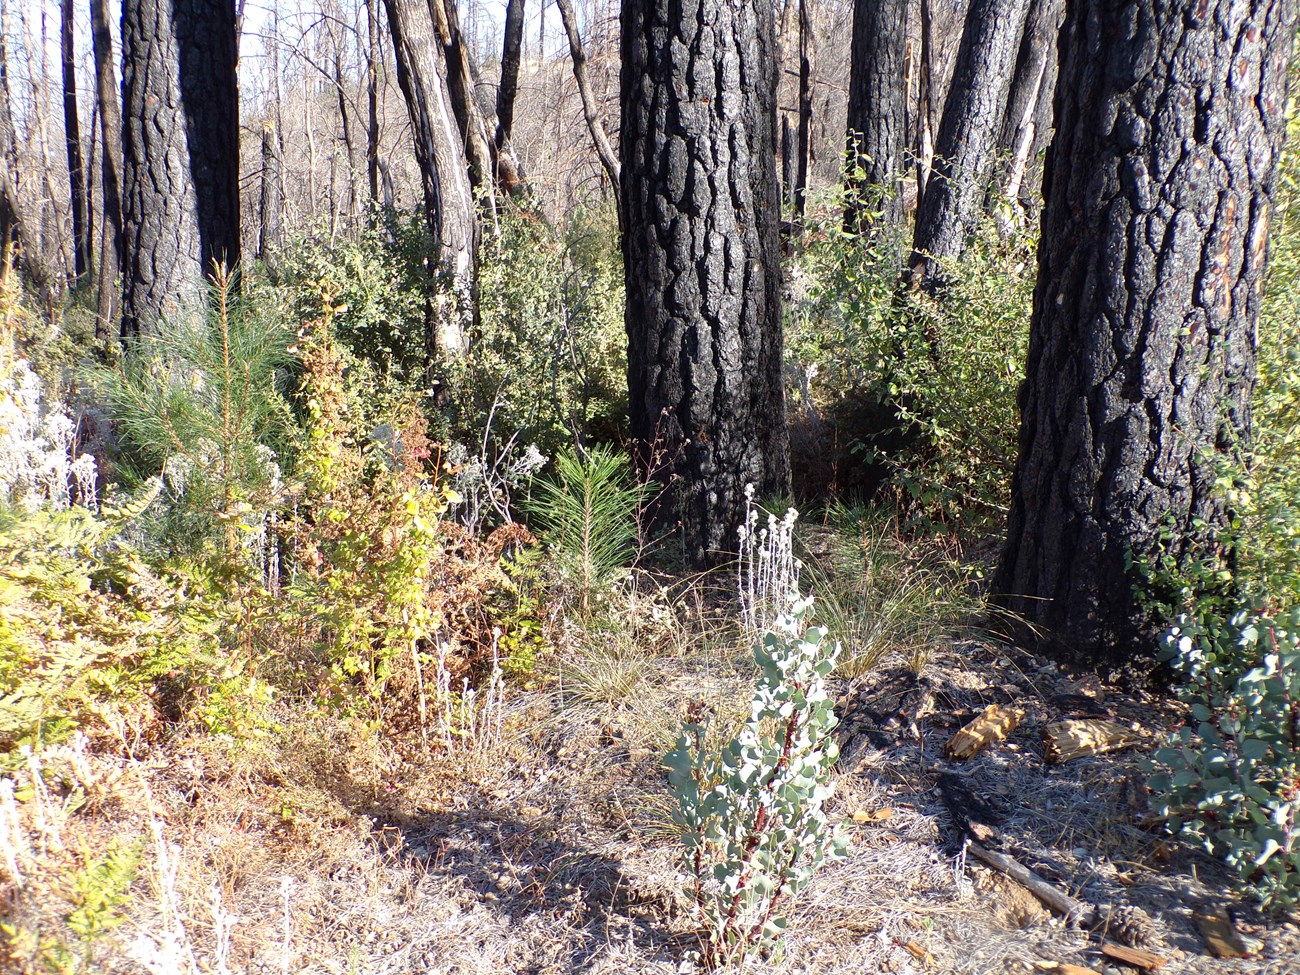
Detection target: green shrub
<box><xmin>666</xmin><ymin>599</ymin><xmax>846</xmax><ymax>964</ymax></box>
<box><xmin>1150</xmin><ymin>607</ymin><xmax>1299</xmax><ymax>909</ymax></box>
<box><xmin>789</xmin><ymin>191</ymin><xmax>1032</xmax><ymax>529</ymax></box>
<box><xmin>451</xmin><ymin>205</ymin><xmax>626</xmax><ymax>457</ymax></box>
<box><xmin>275</xmin><ymin>212</ymin><xmax>431</xmax><ymax>382</ymax></box>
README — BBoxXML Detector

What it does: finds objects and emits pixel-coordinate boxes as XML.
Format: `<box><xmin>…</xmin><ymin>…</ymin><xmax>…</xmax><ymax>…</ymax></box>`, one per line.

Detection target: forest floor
<box><xmin>5</xmin><ymin>564</ymin><xmax>1300</xmax><ymax>975</ymax></box>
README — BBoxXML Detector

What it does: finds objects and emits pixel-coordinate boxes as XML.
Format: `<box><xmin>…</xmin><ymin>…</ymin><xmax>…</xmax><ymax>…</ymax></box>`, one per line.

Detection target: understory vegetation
<box><xmin>3</xmin><ymin>128</ymin><xmax>1300</xmax><ymax>971</ymax></box>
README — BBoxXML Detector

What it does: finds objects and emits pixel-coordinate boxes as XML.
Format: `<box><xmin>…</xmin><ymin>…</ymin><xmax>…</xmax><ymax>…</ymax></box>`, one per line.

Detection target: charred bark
<box><xmin>258</xmin><ymin>119</ymin><xmax>282</xmax><ymax>259</ymax></box>
<box><xmin>495</xmin><ymin>0</ymin><xmax>524</xmax><ymax>151</ymax></box>
<box><xmin>910</xmin><ymin>0</ymin><xmax>1029</xmax><ymax>285</ymax></box>
<box><xmin>846</xmin><ymin>0</ymin><xmax>908</xmax><ymax>226</ymax></box>
<box><xmin>120</xmin><ymin>0</ymin><xmax>241</xmax><ymax>339</ymax></box>
<box><xmin>995</xmin><ymin>0</ymin><xmax>1297</xmax><ymax>665</ymax></box>
<box><xmin>60</xmin><ymin>0</ymin><xmax>89</xmax><ymax>281</ymax></box>
<box><xmin>621</xmin><ymin>0</ymin><xmax>789</xmax><ymax>567</ymax></box>
<box><xmin>90</xmin><ymin>0</ymin><xmax>123</xmax><ymax>335</ymax></box>
<box><xmin>996</xmin><ymin>0</ymin><xmax>1064</xmax><ymax>210</ymax></box>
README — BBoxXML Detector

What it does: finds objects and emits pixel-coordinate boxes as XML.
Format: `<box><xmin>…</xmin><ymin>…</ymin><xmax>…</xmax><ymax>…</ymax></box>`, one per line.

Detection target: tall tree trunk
<box><xmin>845</xmin><ymin>0</ymin><xmax>908</xmax><ymax>226</ymax></box>
<box><xmin>555</xmin><ymin>0</ymin><xmax>620</xmax><ymax>212</ymax></box>
<box><xmin>429</xmin><ymin>0</ymin><xmax>522</xmax><ymax>200</ymax></box>
<box><xmin>995</xmin><ymin>0</ymin><xmax>1064</xmax><ymax>211</ymax></box>
<box><xmin>909</xmin><ymin>0</ymin><xmax>1028</xmax><ymax>286</ymax></box>
<box><xmin>622</xmin><ymin>0</ymin><xmax>789</xmax><ymax>568</ymax></box>
<box><xmin>331</xmin><ymin>28</ymin><xmax>359</xmax><ymax>221</ymax></box>
<box><xmin>995</xmin><ymin>0</ymin><xmax>1297</xmax><ymax>665</ymax></box>
<box><xmin>367</xmin><ymin>0</ymin><xmax>381</xmax><ymax>206</ymax></box>
<box><xmin>60</xmin><ymin>0</ymin><xmax>89</xmax><ymax>282</ymax></box>
<box><xmin>382</xmin><ymin>0</ymin><xmax>477</xmax><ymax>358</ymax></box>
<box><xmin>794</xmin><ymin>0</ymin><xmax>813</xmax><ymax>219</ymax></box>
<box><xmin>258</xmin><ymin>119</ymin><xmax>282</xmax><ymax>259</ymax></box>
<box><xmin>495</xmin><ymin>0</ymin><xmax>524</xmax><ymax>151</ymax></box>
<box><xmin>914</xmin><ymin>0</ymin><xmax>935</xmax><ymax>206</ymax></box>
<box><xmin>120</xmin><ymin>0</ymin><xmax>241</xmax><ymax>339</ymax></box>
<box><xmin>91</xmin><ymin>0</ymin><xmax>124</xmax><ymax>332</ymax></box>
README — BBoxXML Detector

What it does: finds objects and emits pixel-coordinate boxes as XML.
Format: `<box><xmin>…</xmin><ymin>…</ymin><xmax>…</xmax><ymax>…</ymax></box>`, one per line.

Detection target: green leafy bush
<box><xmin>789</xmin><ymin>193</ymin><xmax>1032</xmax><ymax>528</ymax></box>
<box><xmin>666</xmin><ymin>599</ymin><xmax>846</xmax><ymax>963</ymax></box>
<box><xmin>451</xmin><ymin>205</ymin><xmax>626</xmax><ymax>457</ymax></box>
<box><xmin>275</xmin><ymin>212</ymin><xmax>431</xmax><ymax>381</ymax></box>
<box><xmin>1151</xmin><ymin>608</ymin><xmax>1299</xmax><ymax>908</ymax></box>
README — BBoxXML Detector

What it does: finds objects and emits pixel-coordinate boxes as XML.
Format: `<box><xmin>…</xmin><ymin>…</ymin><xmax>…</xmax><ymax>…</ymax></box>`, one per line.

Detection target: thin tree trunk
<box><xmin>845</xmin><ymin>0</ymin><xmax>908</xmax><ymax>226</ymax></box>
<box><xmin>367</xmin><ymin>0</ymin><xmax>381</xmax><ymax>206</ymax></box>
<box><xmin>496</xmin><ymin>0</ymin><xmax>524</xmax><ymax>151</ymax></box>
<box><xmin>90</xmin><ymin>0</ymin><xmax>123</xmax><ymax>335</ymax></box>
<box><xmin>909</xmin><ymin>0</ymin><xmax>1029</xmax><ymax>287</ymax></box>
<box><xmin>555</xmin><ymin>0</ymin><xmax>620</xmax><ymax>211</ymax></box>
<box><xmin>382</xmin><ymin>0</ymin><xmax>477</xmax><ymax>359</ymax></box>
<box><xmin>996</xmin><ymin>0</ymin><xmax>1297</xmax><ymax>664</ymax></box>
<box><xmin>258</xmin><ymin>119</ymin><xmax>282</xmax><ymax>259</ymax></box>
<box><xmin>622</xmin><ymin>0</ymin><xmax>789</xmax><ymax>567</ymax></box>
<box><xmin>914</xmin><ymin>0</ymin><xmax>935</xmax><ymax>207</ymax></box>
<box><xmin>995</xmin><ymin>0</ymin><xmax>1063</xmax><ymax>211</ymax></box>
<box><xmin>794</xmin><ymin>0</ymin><xmax>813</xmax><ymax>218</ymax></box>
<box><xmin>332</xmin><ymin>28</ymin><xmax>359</xmax><ymax>221</ymax></box>
<box><xmin>60</xmin><ymin>0</ymin><xmax>89</xmax><ymax>281</ymax></box>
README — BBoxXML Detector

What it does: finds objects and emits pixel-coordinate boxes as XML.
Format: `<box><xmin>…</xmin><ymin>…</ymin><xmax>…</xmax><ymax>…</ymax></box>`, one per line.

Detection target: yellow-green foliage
<box><xmin>0</xmin><ymin>492</ymin><xmax>207</xmax><ymax>752</ymax></box>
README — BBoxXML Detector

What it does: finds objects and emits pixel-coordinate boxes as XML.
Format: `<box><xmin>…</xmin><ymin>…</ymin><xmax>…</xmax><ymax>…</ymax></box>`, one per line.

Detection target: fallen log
<box><xmin>1100</xmin><ymin>940</ymin><xmax>1167</xmax><ymax>970</ymax></box>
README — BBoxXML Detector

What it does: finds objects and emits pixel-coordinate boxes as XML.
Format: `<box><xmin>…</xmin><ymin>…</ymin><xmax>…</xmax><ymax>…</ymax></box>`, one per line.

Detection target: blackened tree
<box><xmin>845</xmin><ymin>0</ymin><xmax>908</xmax><ymax>226</ymax></box>
<box><xmin>910</xmin><ymin>0</ymin><xmax>1029</xmax><ymax>285</ymax></box>
<box><xmin>621</xmin><ymin>0</ymin><xmax>788</xmax><ymax>568</ymax></box>
<box><xmin>120</xmin><ymin>0</ymin><xmax>240</xmax><ymax>339</ymax></box>
<box><xmin>996</xmin><ymin>0</ymin><xmax>1297</xmax><ymax>664</ymax></box>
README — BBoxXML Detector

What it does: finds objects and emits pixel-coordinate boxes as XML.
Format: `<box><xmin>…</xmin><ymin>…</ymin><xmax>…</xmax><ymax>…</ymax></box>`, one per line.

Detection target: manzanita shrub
<box><xmin>1150</xmin><ymin>607</ymin><xmax>1300</xmax><ymax>909</ymax></box>
<box><xmin>667</xmin><ymin>599</ymin><xmax>847</xmax><ymax>964</ymax></box>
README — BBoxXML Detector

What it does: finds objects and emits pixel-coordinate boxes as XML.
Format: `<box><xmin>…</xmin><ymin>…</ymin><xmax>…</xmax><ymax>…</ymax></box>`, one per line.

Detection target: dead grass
<box><xmin>3</xmin><ymin>556</ymin><xmax>1300</xmax><ymax>975</ymax></box>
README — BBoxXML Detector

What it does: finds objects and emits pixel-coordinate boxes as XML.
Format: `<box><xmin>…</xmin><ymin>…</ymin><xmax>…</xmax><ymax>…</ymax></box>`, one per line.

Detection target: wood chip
<box><xmin>945</xmin><ymin>704</ymin><xmax>1025</xmax><ymax>759</ymax></box>
<box><xmin>1100</xmin><ymin>940</ymin><xmax>1167</xmax><ymax>970</ymax></box>
<box><xmin>901</xmin><ymin>941</ymin><xmax>935</xmax><ymax>967</ymax></box>
<box><xmin>1042</xmin><ymin>719</ymin><xmax>1141</xmax><ymax>763</ymax></box>
<box><xmin>1195</xmin><ymin>909</ymin><xmax>1250</xmax><ymax>958</ymax></box>
<box><xmin>1032</xmin><ymin>963</ymin><xmax>1103</xmax><ymax>975</ymax></box>
<box><xmin>852</xmin><ymin>807</ymin><xmax>895</xmax><ymax>824</ymax></box>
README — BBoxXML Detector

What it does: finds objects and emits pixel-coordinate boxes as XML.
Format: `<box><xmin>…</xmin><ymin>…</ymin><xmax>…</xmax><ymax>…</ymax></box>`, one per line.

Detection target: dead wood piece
<box><xmin>945</xmin><ymin>704</ymin><xmax>1025</xmax><ymax>759</ymax></box>
<box><xmin>1033</xmin><ymin>963</ymin><xmax>1103</xmax><ymax>975</ymax></box>
<box><xmin>901</xmin><ymin>941</ymin><xmax>935</xmax><ymax>967</ymax></box>
<box><xmin>966</xmin><ymin>840</ymin><xmax>1094</xmax><ymax>926</ymax></box>
<box><xmin>1043</xmin><ymin>719</ymin><xmax>1140</xmax><ymax>763</ymax></box>
<box><xmin>1099</xmin><ymin>940</ymin><xmax>1167</xmax><ymax>969</ymax></box>
<box><xmin>1194</xmin><ymin>909</ymin><xmax>1250</xmax><ymax>958</ymax></box>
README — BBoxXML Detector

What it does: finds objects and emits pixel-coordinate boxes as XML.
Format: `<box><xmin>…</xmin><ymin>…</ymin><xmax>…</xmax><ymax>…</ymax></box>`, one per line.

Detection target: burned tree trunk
<box><xmin>90</xmin><ymin>0</ymin><xmax>124</xmax><ymax>335</ymax></box>
<box><xmin>120</xmin><ymin>0</ymin><xmax>241</xmax><ymax>339</ymax></box>
<box><xmin>845</xmin><ymin>0</ymin><xmax>908</xmax><ymax>226</ymax></box>
<box><xmin>258</xmin><ymin>119</ymin><xmax>282</xmax><ymax>260</ymax></box>
<box><xmin>996</xmin><ymin>0</ymin><xmax>1064</xmax><ymax>211</ymax></box>
<box><xmin>910</xmin><ymin>0</ymin><xmax>1029</xmax><ymax>285</ymax></box>
<box><xmin>60</xmin><ymin>0</ymin><xmax>89</xmax><ymax>282</ymax></box>
<box><xmin>996</xmin><ymin>0</ymin><xmax>1297</xmax><ymax>665</ymax></box>
<box><xmin>382</xmin><ymin>0</ymin><xmax>477</xmax><ymax>358</ymax></box>
<box><xmin>495</xmin><ymin>0</ymin><xmax>524</xmax><ymax>152</ymax></box>
<box><xmin>622</xmin><ymin>0</ymin><xmax>788</xmax><ymax>567</ymax></box>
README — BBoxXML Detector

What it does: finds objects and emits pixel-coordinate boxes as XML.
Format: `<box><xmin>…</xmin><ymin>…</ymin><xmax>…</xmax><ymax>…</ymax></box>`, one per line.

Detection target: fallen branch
<box><xmin>1042</xmin><ymin>719</ymin><xmax>1142</xmax><ymax>763</ymax></box>
<box><xmin>966</xmin><ymin>840</ymin><xmax>1095</xmax><ymax>926</ymax></box>
<box><xmin>946</xmin><ymin>704</ymin><xmax>1025</xmax><ymax>759</ymax></box>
